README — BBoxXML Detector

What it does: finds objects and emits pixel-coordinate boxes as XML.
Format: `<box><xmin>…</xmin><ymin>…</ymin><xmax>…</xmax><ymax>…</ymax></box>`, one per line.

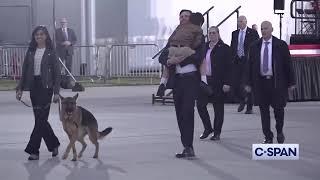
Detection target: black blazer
<box><xmin>55</xmin><ymin>28</ymin><xmax>77</xmax><ymax>56</ymax></box>
<box><xmin>230</xmin><ymin>27</ymin><xmax>259</xmax><ymax>60</ymax></box>
<box><xmin>245</xmin><ymin>36</ymin><xmax>296</xmax><ymax>107</ymax></box>
<box><xmin>205</xmin><ymin>40</ymin><xmax>232</xmax><ymax>101</ymax></box>
<box><xmin>16</xmin><ymin>49</ymin><xmax>61</xmax><ymax>94</ymax></box>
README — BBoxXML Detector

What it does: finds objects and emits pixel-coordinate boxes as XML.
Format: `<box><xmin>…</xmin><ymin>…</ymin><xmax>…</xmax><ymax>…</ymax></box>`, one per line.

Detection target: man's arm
<box><xmin>179</xmin><ymin>35</ymin><xmax>206</xmax><ymax>67</ymax></box>
<box><xmin>230</xmin><ymin>31</ymin><xmax>237</xmax><ymax>58</ymax></box>
<box><xmin>70</xmin><ymin>29</ymin><xmax>77</xmax><ymax>45</ymax></box>
<box><xmin>244</xmin><ymin>43</ymin><xmax>255</xmax><ymax>88</ymax></box>
<box><xmin>282</xmin><ymin>41</ymin><xmax>296</xmax><ymax>87</ymax></box>
<box><xmin>223</xmin><ymin>45</ymin><xmax>233</xmax><ymax>86</ymax></box>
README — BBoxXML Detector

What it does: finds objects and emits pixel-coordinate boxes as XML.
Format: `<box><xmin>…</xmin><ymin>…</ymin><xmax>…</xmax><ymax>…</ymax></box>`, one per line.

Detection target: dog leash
<box><xmin>19</xmin><ymin>99</ymin><xmax>52</xmax><ymax>110</ymax></box>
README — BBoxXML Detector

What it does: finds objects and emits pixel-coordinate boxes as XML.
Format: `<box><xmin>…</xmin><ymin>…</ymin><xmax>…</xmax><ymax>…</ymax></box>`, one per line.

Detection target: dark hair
<box><xmin>190</xmin><ymin>12</ymin><xmax>204</xmax><ymax>26</ymax></box>
<box><xmin>179</xmin><ymin>9</ymin><xmax>192</xmax><ymax>15</ymax></box>
<box><xmin>28</xmin><ymin>25</ymin><xmax>53</xmax><ymax>52</ymax></box>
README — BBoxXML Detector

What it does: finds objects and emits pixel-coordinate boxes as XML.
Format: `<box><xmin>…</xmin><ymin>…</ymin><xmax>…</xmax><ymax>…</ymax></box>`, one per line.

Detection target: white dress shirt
<box><xmin>34</xmin><ymin>48</ymin><xmax>46</xmax><ymax>76</ymax></box>
<box><xmin>204</xmin><ymin>48</ymin><xmax>213</xmax><ymax>76</ymax></box>
<box><xmin>175</xmin><ymin>64</ymin><xmax>197</xmax><ymax>74</ymax></box>
<box><xmin>63</xmin><ymin>28</ymin><xmax>68</xmax><ymax>40</ymax></box>
<box><xmin>260</xmin><ymin>37</ymin><xmax>273</xmax><ymax>76</ymax></box>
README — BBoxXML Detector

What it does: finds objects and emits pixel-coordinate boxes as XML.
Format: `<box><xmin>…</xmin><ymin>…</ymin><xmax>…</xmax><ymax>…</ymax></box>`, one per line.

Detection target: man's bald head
<box><xmin>261</xmin><ymin>21</ymin><xmax>273</xmax><ymax>40</ymax></box>
<box><xmin>237</xmin><ymin>16</ymin><xmax>247</xmax><ymax>30</ymax></box>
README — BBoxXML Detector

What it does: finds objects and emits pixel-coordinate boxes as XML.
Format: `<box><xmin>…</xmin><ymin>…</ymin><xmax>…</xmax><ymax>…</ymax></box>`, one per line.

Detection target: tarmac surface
<box><xmin>0</xmin><ymin>86</ymin><xmax>319</xmax><ymax>180</ymax></box>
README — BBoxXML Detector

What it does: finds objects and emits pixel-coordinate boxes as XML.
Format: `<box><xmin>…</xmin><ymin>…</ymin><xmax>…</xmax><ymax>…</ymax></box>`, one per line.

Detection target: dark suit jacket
<box><xmin>205</xmin><ymin>40</ymin><xmax>232</xmax><ymax>102</ymax></box>
<box><xmin>230</xmin><ymin>27</ymin><xmax>259</xmax><ymax>60</ymax></box>
<box><xmin>159</xmin><ymin>35</ymin><xmax>206</xmax><ymax>88</ymax></box>
<box><xmin>16</xmin><ymin>48</ymin><xmax>61</xmax><ymax>94</ymax></box>
<box><xmin>245</xmin><ymin>36</ymin><xmax>296</xmax><ymax>107</ymax></box>
<box><xmin>55</xmin><ymin>28</ymin><xmax>77</xmax><ymax>56</ymax></box>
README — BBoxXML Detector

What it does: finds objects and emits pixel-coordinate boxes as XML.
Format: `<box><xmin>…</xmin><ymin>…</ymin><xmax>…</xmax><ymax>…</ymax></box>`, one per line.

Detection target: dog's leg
<box><xmin>62</xmin><ymin>133</ymin><xmax>72</xmax><ymax>160</ymax></box>
<box><xmin>63</xmin><ymin>134</ymin><xmax>77</xmax><ymax>160</ymax></box>
<box><xmin>71</xmin><ymin>143</ymin><xmax>77</xmax><ymax>161</ymax></box>
<box><xmin>63</xmin><ymin>142</ymin><xmax>72</xmax><ymax>160</ymax></box>
<box><xmin>88</xmin><ymin>130</ymin><xmax>99</xmax><ymax>159</ymax></box>
<box><xmin>77</xmin><ymin>136</ymin><xmax>87</xmax><ymax>158</ymax></box>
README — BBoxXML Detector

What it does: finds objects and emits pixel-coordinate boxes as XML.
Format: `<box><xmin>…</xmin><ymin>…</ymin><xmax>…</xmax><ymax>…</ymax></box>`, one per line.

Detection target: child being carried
<box><xmin>157</xmin><ymin>12</ymin><xmax>204</xmax><ymax>97</ymax></box>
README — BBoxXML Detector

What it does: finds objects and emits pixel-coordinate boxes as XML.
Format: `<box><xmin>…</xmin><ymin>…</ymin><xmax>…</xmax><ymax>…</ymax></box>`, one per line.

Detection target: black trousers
<box><xmin>24</xmin><ymin>76</ymin><xmax>60</xmax><ymax>155</ymax></box>
<box><xmin>197</xmin><ymin>80</ymin><xmax>224</xmax><ymax>135</ymax></box>
<box><xmin>232</xmin><ymin>56</ymin><xmax>253</xmax><ymax>110</ymax></box>
<box><xmin>258</xmin><ymin>77</ymin><xmax>285</xmax><ymax>140</ymax></box>
<box><xmin>173</xmin><ymin>72</ymin><xmax>199</xmax><ymax>148</ymax></box>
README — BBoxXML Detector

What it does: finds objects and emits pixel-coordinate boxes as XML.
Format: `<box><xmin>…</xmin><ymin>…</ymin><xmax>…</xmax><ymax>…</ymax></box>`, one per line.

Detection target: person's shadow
<box><xmin>63</xmin><ymin>159</ymin><xmax>127</xmax><ymax>180</ymax></box>
<box><xmin>23</xmin><ymin>157</ymin><xmax>60</xmax><ymax>180</ymax></box>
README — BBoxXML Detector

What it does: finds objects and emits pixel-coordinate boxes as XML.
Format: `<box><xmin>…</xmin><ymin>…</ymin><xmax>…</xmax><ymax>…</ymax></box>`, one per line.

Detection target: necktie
<box><xmin>63</xmin><ymin>28</ymin><xmax>68</xmax><ymax>40</ymax></box>
<box><xmin>262</xmin><ymin>42</ymin><xmax>270</xmax><ymax>74</ymax></box>
<box><xmin>237</xmin><ymin>30</ymin><xmax>244</xmax><ymax>57</ymax></box>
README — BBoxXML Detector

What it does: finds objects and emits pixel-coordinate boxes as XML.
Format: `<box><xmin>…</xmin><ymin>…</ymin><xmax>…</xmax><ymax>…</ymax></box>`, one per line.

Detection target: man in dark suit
<box><xmin>197</xmin><ymin>26</ymin><xmax>232</xmax><ymax>141</ymax></box>
<box><xmin>159</xmin><ymin>10</ymin><xmax>206</xmax><ymax>158</ymax></box>
<box><xmin>55</xmin><ymin>17</ymin><xmax>77</xmax><ymax>87</ymax></box>
<box><xmin>245</xmin><ymin>21</ymin><xmax>296</xmax><ymax>144</ymax></box>
<box><xmin>230</xmin><ymin>16</ymin><xmax>259</xmax><ymax>114</ymax></box>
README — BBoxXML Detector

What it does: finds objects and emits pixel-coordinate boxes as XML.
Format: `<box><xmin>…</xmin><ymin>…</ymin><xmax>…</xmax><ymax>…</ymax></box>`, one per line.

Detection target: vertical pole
<box><xmin>206</xmin><ymin>14</ymin><xmax>209</xmax><ymax>41</ymax></box>
<box><xmin>52</xmin><ymin>0</ymin><xmax>56</xmax><ymax>47</ymax></box>
<box><xmin>280</xmin><ymin>13</ymin><xmax>283</xmax><ymax>39</ymax></box>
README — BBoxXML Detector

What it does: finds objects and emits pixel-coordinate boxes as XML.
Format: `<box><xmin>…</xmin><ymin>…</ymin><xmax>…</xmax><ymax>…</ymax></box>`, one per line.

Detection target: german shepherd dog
<box><xmin>59</xmin><ymin>93</ymin><xmax>112</xmax><ymax>161</ymax></box>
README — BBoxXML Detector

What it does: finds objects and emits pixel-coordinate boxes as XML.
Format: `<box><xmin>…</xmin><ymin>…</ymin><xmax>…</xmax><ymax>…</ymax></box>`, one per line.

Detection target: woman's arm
<box><xmin>52</xmin><ymin>51</ymin><xmax>61</xmax><ymax>94</ymax></box>
<box><xmin>16</xmin><ymin>52</ymin><xmax>29</xmax><ymax>91</ymax></box>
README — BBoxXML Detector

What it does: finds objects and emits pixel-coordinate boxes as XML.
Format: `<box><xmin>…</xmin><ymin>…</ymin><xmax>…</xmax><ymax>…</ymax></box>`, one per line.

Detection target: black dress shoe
<box><xmin>175</xmin><ymin>147</ymin><xmax>195</xmax><ymax>158</ymax></box>
<box><xmin>156</xmin><ymin>84</ymin><xmax>166</xmax><ymax>97</ymax></box>
<box><xmin>262</xmin><ymin>139</ymin><xmax>273</xmax><ymax>144</ymax></box>
<box><xmin>28</xmin><ymin>154</ymin><xmax>39</xmax><ymax>160</ymax></box>
<box><xmin>237</xmin><ymin>103</ymin><xmax>245</xmax><ymax>112</ymax></box>
<box><xmin>244</xmin><ymin>109</ymin><xmax>253</xmax><ymax>114</ymax></box>
<box><xmin>210</xmin><ymin>134</ymin><xmax>220</xmax><ymax>141</ymax></box>
<box><xmin>200</xmin><ymin>129</ymin><xmax>213</xmax><ymax>139</ymax></box>
<box><xmin>277</xmin><ymin>133</ymin><xmax>285</xmax><ymax>144</ymax></box>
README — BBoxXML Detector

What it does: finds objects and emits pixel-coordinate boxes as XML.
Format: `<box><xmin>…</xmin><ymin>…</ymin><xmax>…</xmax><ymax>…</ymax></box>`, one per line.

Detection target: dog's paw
<box><xmin>62</xmin><ymin>154</ymin><xmax>68</xmax><ymax>160</ymax></box>
<box><xmin>71</xmin><ymin>157</ymin><xmax>77</xmax><ymax>161</ymax></box>
<box><xmin>78</xmin><ymin>154</ymin><xmax>82</xmax><ymax>158</ymax></box>
<box><xmin>93</xmin><ymin>154</ymin><xmax>98</xmax><ymax>159</ymax></box>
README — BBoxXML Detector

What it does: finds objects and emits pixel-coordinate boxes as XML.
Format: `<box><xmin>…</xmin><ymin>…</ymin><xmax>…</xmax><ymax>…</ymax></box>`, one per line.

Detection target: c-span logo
<box><xmin>252</xmin><ymin>144</ymin><xmax>299</xmax><ymax>160</ymax></box>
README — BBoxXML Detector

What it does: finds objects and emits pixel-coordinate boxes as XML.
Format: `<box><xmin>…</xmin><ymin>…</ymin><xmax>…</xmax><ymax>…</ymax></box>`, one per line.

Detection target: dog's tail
<box><xmin>98</xmin><ymin>127</ymin><xmax>113</xmax><ymax>139</ymax></box>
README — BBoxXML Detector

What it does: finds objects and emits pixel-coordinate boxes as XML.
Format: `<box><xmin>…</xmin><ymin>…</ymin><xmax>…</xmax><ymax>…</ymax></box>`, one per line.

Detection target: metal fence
<box><xmin>0</xmin><ymin>43</ymin><xmax>162</xmax><ymax>81</ymax></box>
<box><xmin>0</xmin><ymin>45</ymin><xmax>28</xmax><ymax>80</ymax></box>
<box><xmin>106</xmin><ymin>43</ymin><xmax>161</xmax><ymax>78</ymax></box>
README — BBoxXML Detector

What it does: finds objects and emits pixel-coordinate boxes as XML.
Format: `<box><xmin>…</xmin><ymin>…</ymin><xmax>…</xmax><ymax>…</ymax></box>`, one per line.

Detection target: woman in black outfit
<box><xmin>197</xmin><ymin>26</ymin><xmax>232</xmax><ymax>141</ymax></box>
<box><xmin>16</xmin><ymin>26</ymin><xmax>61</xmax><ymax>160</ymax></box>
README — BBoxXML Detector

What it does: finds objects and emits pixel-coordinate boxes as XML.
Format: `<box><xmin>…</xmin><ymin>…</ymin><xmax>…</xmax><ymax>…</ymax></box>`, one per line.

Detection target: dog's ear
<box><xmin>73</xmin><ymin>93</ymin><xmax>79</xmax><ymax>101</ymax></box>
<box><xmin>59</xmin><ymin>94</ymin><xmax>64</xmax><ymax>100</ymax></box>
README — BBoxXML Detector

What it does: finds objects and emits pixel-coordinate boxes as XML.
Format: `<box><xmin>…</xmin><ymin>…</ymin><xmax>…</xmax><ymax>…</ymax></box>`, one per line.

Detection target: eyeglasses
<box><xmin>209</xmin><ymin>31</ymin><xmax>218</xmax><ymax>34</ymax></box>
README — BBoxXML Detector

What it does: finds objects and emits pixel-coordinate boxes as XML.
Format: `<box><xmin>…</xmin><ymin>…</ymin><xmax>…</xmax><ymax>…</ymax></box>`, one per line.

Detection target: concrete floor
<box><xmin>0</xmin><ymin>86</ymin><xmax>319</xmax><ymax>180</ymax></box>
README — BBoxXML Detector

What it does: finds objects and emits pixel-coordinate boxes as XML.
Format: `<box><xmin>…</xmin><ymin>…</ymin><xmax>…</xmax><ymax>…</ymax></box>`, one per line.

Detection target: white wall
<box><xmin>128</xmin><ymin>0</ymin><xmax>295</xmax><ymax>45</ymax></box>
